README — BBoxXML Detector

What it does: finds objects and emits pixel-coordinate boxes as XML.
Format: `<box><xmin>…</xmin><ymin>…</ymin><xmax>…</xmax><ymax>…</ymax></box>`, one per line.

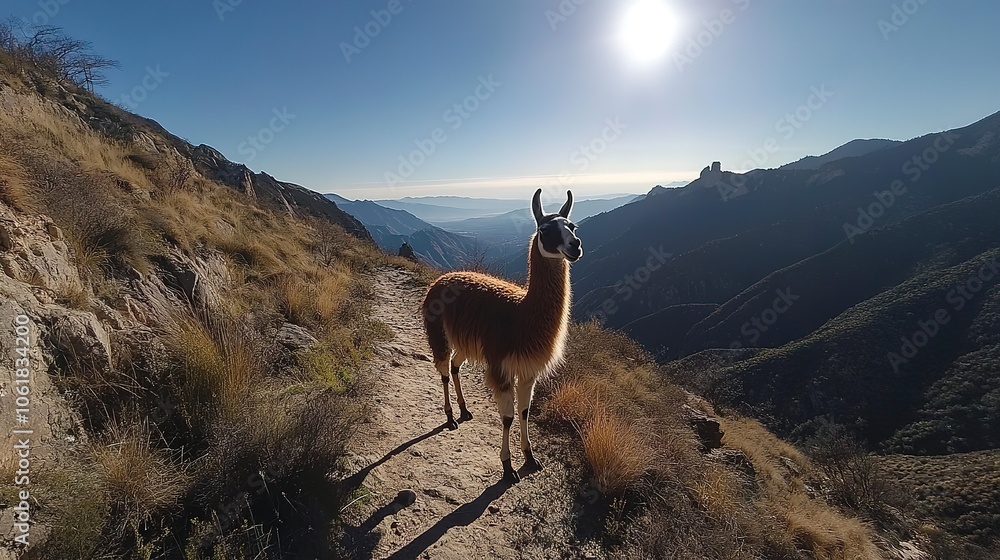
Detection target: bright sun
<box><xmin>618</xmin><ymin>0</ymin><xmax>679</xmax><ymax>64</ymax></box>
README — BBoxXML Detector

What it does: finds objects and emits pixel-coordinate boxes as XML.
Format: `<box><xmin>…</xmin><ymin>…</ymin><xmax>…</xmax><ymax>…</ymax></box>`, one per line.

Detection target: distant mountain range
<box><xmin>781</xmin><ymin>138</ymin><xmax>903</xmax><ymax>170</ymax></box>
<box><xmin>375</xmin><ymin>197</ymin><xmax>527</xmax><ymax>224</ymax></box>
<box><xmin>325</xmin><ymin>195</ymin><xmax>481</xmax><ymax>269</ymax></box>
<box><xmin>328</xmin><ymin>193</ymin><xmax>640</xmax><ymax>272</ymax></box>
<box><xmin>571</xmin><ymin>112</ymin><xmax>1000</xmax><ymax>455</ymax></box>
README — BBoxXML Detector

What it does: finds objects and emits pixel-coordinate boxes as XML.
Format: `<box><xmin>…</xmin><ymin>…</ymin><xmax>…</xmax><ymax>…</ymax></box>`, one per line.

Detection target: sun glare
<box><xmin>618</xmin><ymin>0</ymin><xmax>679</xmax><ymax>65</ymax></box>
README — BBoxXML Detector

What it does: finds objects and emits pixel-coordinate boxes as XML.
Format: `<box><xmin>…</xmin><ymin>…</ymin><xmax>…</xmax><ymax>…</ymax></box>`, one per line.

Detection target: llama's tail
<box><xmin>422</xmin><ymin>290</ymin><xmax>450</xmax><ymax>367</ymax></box>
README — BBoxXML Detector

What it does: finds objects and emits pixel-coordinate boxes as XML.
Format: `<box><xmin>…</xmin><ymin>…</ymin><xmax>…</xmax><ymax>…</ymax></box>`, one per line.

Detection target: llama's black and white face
<box><xmin>532</xmin><ymin>189</ymin><xmax>583</xmax><ymax>262</ymax></box>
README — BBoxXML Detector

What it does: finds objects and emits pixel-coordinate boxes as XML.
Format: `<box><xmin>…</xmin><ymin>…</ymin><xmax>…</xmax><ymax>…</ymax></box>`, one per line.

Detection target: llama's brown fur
<box><xmin>423</xmin><ymin>233</ymin><xmax>570</xmax><ymax>391</ymax></box>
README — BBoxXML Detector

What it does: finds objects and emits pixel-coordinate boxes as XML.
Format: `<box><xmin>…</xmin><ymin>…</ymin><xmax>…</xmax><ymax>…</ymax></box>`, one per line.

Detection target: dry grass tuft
<box><xmin>91</xmin><ymin>422</ymin><xmax>189</xmax><ymax>527</ymax></box>
<box><xmin>0</xmin><ymin>91</ymin><xmax>152</xmax><ymax>190</ymax></box>
<box><xmin>164</xmin><ymin>311</ymin><xmax>271</xmax><ymax>433</ymax></box>
<box><xmin>0</xmin><ymin>150</ymin><xmax>30</xmax><ymax>209</ymax></box>
<box><xmin>583</xmin><ymin>406</ymin><xmax>652</xmax><ymax>497</ymax></box>
<box><xmin>55</xmin><ymin>283</ymin><xmax>90</xmax><ymax>309</ymax></box>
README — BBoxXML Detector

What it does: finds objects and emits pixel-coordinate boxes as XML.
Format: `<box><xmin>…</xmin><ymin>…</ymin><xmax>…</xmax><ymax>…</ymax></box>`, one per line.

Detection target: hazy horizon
<box><xmin>15</xmin><ymin>1</ymin><xmax>1000</xmax><ymax>199</ymax></box>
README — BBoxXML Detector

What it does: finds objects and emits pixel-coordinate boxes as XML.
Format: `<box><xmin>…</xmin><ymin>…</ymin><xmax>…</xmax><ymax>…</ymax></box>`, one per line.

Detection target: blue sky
<box><xmin>10</xmin><ymin>0</ymin><xmax>1000</xmax><ymax>199</ymax></box>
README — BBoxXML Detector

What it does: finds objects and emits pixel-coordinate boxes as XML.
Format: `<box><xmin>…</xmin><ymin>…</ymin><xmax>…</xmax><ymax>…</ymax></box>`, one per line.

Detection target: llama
<box><xmin>422</xmin><ymin>189</ymin><xmax>583</xmax><ymax>482</ymax></box>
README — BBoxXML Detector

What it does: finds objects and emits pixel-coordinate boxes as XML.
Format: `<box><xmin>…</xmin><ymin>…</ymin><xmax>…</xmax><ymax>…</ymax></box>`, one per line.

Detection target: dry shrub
<box><xmin>183</xmin><ymin>385</ymin><xmax>364</xmax><ymax>557</ymax></box>
<box><xmin>213</xmin><ymin>227</ymin><xmax>282</xmax><ymax>270</ymax></box>
<box><xmin>164</xmin><ymin>311</ymin><xmax>272</xmax><ymax>433</ymax></box>
<box><xmin>694</xmin><ymin>465</ymin><xmax>744</xmax><ymax>520</ymax></box>
<box><xmin>545</xmin><ymin>378</ymin><xmax>597</xmax><ymax>426</ymax></box>
<box><xmin>582</xmin><ymin>406</ymin><xmax>651</xmax><ymax>497</ymax></box>
<box><xmin>55</xmin><ymin>282</ymin><xmax>90</xmax><ymax>310</ymax></box>
<box><xmin>314</xmin><ymin>265</ymin><xmax>352</xmax><ymax>321</ymax></box>
<box><xmin>783</xmin><ymin>494</ymin><xmax>881</xmax><ymax>560</ymax></box>
<box><xmin>29</xmin><ymin>161</ymin><xmax>153</xmax><ymax>273</ymax></box>
<box><xmin>91</xmin><ymin>422</ymin><xmax>188</xmax><ymax>529</ymax></box>
<box><xmin>274</xmin><ymin>275</ymin><xmax>314</xmax><ymax>325</ymax></box>
<box><xmin>810</xmin><ymin>433</ymin><xmax>909</xmax><ymax>513</ymax></box>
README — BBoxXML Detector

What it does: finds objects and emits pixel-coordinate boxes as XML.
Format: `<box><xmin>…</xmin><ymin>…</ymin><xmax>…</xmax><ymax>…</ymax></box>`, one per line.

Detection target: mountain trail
<box><xmin>340</xmin><ymin>267</ymin><xmax>586</xmax><ymax>560</ymax></box>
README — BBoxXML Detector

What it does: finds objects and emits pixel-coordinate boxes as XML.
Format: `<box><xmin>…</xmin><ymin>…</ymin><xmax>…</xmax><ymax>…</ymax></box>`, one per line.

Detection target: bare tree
<box><xmin>0</xmin><ymin>19</ymin><xmax>119</xmax><ymax>91</ymax></box>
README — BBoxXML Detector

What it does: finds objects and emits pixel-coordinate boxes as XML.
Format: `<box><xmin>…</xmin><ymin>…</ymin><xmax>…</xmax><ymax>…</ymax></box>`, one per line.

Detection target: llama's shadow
<box><xmin>341</xmin><ymin>425</ymin><xmax>445</xmax><ymax>557</ymax></box>
<box><xmin>383</xmin><ymin>481</ymin><xmax>509</xmax><ymax>559</ymax></box>
<box><xmin>341</xmin><ymin>425</ymin><xmax>445</xmax><ymax>492</ymax></box>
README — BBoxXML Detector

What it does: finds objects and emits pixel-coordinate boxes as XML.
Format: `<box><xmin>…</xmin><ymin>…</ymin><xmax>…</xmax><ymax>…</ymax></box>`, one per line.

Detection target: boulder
<box><xmin>277</xmin><ymin>322</ymin><xmax>318</xmax><ymax>351</ymax></box>
<box><xmin>683</xmin><ymin>404</ymin><xmax>724</xmax><ymax>451</ymax></box>
<box><xmin>48</xmin><ymin>310</ymin><xmax>112</xmax><ymax>370</ymax></box>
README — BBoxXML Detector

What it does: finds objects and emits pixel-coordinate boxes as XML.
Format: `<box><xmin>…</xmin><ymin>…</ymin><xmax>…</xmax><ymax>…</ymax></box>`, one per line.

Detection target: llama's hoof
<box><xmin>459</xmin><ymin>408</ymin><xmax>473</xmax><ymax>422</ymax></box>
<box><xmin>502</xmin><ymin>460</ymin><xmax>520</xmax><ymax>483</ymax></box>
<box><xmin>523</xmin><ymin>457</ymin><xmax>544</xmax><ymax>472</ymax></box>
<box><xmin>445</xmin><ymin>418</ymin><xmax>459</xmax><ymax>431</ymax></box>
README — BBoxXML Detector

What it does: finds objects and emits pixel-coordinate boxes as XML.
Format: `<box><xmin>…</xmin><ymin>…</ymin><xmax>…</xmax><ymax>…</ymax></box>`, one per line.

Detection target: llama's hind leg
<box><xmin>491</xmin><ymin>375</ymin><xmax>519</xmax><ymax>483</ymax></box>
<box><xmin>451</xmin><ymin>351</ymin><xmax>473</xmax><ymax>422</ymax></box>
<box><xmin>517</xmin><ymin>377</ymin><xmax>543</xmax><ymax>472</ymax></box>
<box><xmin>436</xmin><ymin>360</ymin><xmax>458</xmax><ymax>430</ymax></box>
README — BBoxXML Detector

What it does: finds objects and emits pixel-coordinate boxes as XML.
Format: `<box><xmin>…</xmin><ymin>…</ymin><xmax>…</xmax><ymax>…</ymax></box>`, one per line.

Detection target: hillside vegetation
<box><xmin>0</xmin><ymin>28</ymin><xmax>412</xmax><ymax>557</ymax></box>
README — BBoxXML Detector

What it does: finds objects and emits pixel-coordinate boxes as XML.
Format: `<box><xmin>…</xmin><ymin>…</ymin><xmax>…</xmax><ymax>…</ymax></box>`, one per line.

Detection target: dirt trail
<box><xmin>340</xmin><ymin>267</ymin><xmax>585</xmax><ymax>560</ymax></box>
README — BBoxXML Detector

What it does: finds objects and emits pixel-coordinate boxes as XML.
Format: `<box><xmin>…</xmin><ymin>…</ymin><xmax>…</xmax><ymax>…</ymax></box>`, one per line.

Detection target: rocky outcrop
<box><xmin>189</xmin><ymin>144</ymin><xmax>372</xmax><ymax>241</ymax></box>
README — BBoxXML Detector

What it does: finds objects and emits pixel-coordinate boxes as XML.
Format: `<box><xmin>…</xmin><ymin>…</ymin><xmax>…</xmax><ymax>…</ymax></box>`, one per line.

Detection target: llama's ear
<box><xmin>558</xmin><ymin>190</ymin><xmax>573</xmax><ymax>218</ymax></box>
<box><xmin>532</xmin><ymin>188</ymin><xmax>544</xmax><ymax>225</ymax></box>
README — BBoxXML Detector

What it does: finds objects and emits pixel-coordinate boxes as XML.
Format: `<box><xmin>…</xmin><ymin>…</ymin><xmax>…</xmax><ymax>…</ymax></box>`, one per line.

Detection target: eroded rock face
<box><xmin>683</xmin><ymin>403</ymin><xmax>724</xmax><ymax>451</ymax></box>
<box><xmin>0</xmin><ymin>207</ymin><xmax>83</xmax><ymax>294</ymax></box>
<box><xmin>45</xmin><ymin>309</ymin><xmax>112</xmax><ymax>370</ymax></box>
<box><xmin>0</xmin><ymin>198</ymin><xmax>246</xmax><ymax>554</ymax></box>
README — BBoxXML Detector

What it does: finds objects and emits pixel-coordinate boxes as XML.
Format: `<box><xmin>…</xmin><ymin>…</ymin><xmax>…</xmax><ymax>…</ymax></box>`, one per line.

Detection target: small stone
<box><xmin>410</xmin><ymin>450</ymin><xmax>422</xmax><ymax>457</ymax></box>
<box><xmin>45</xmin><ymin>222</ymin><xmax>63</xmax><ymax>240</ymax></box>
<box><xmin>395</xmin><ymin>489</ymin><xmax>417</xmax><ymax>507</ymax></box>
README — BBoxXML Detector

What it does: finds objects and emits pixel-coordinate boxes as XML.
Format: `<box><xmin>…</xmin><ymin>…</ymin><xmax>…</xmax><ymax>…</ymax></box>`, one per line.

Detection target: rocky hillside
<box><xmin>0</xmin><ymin>34</ymin><xmax>397</xmax><ymax>557</ymax></box>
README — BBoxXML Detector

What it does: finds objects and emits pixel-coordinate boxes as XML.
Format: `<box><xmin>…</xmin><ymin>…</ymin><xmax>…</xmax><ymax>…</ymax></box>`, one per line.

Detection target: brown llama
<box><xmin>422</xmin><ymin>189</ymin><xmax>583</xmax><ymax>483</ymax></box>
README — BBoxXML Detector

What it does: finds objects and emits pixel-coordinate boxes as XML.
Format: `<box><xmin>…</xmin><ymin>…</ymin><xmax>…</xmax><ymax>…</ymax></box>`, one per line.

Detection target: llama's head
<box><xmin>532</xmin><ymin>189</ymin><xmax>583</xmax><ymax>262</ymax></box>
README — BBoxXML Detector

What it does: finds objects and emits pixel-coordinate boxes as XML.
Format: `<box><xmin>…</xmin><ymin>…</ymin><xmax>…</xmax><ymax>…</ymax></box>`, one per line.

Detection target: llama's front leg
<box><xmin>436</xmin><ymin>361</ymin><xmax>458</xmax><ymax>430</ymax></box>
<box><xmin>517</xmin><ymin>378</ymin><xmax>543</xmax><ymax>472</ymax></box>
<box><xmin>451</xmin><ymin>353</ymin><xmax>473</xmax><ymax>422</ymax></box>
<box><xmin>494</xmin><ymin>384</ymin><xmax>519</xmax><ymax>483</ymax></box>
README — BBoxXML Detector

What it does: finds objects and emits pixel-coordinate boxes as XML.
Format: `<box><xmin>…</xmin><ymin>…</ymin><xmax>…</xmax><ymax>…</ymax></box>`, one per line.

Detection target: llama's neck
<box><xmin>522</xmin><ymin>233</ymin><xmax>570</xmax><ymax>318</ymax></box>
